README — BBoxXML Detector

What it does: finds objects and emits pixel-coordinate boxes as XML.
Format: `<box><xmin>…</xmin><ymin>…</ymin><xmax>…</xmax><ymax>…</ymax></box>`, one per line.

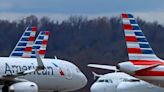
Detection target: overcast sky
<box><xmin>0</xmin><ymin>0</ymin><xmax>164</xmax><ymax>24</ymax></box>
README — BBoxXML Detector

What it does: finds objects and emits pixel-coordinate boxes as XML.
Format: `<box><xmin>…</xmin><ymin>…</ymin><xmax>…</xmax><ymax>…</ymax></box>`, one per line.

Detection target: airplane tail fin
<box><xmin>121</xmin><ymin>13</ymin><xmax>162</xmax><ymax>65</ymax></box>
<box><xmin>31</xmin><ymin>31</ymin><xmax>49</xmax><ymax>58</ymax></box>
<box><xmin>10</xmin><ymin>26</ymin><xmax>37</xmax><ymax>58</ymax></box>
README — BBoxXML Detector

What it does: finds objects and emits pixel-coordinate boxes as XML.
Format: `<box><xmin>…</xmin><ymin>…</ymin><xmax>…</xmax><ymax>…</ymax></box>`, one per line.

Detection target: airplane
<box><xmin>0</xmin><ymin>26</ymin><xmax>87</xmax><ymax>92</ymax></box>
<box><xmin>88</xmin><ymin>13</ymin><xmax>164</xmax><ymax>88</ymax></box>
<box><xmin>90</xmin><ymin>72</ymin><xmax>164</xmax><ymax>92</ymax></box>
<box><xmin>117</xmin><ymin>13</ymin><xmax>164</xmax><ymax>87</ymax></box>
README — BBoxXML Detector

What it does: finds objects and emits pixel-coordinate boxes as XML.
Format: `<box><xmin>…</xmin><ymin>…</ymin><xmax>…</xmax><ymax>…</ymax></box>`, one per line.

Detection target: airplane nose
<box><xmin>72</xmin><ymin>72</ymin><xmax>87</xmax><ymax>91</ymax></box>
<box><xmin>90</xmin><ymin>83</ymin><xmax>116</xmax><ymax>92</ymax></box>
<box><xmin>80</xmin><ymin>73</ymin><xmax>88</xmax><ymax>88</ymax></box>
<box><xmin>90</xmin><ymin>84</ymin><xmax>100</xmax><ymax>92</ymax></box>
<box><xmin>91</xmin><ymin>83</ymin><xmax>106</xmax><ymax>92</ymax></box>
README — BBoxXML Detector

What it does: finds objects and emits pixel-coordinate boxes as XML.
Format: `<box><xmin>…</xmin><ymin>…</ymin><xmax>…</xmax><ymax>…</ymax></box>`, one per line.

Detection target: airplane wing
<box><xmin>88</xmin><ymin>64</ymin><xmax>119</xmax><ymax>71</ymax></box>
<box><xmin>3</xmin><ymin>51</ymin><xmax>45</xmax><ymax>79</ymax></box>
<box><xmin>88</xmin><ymin>63</ymin><xmax>160</xmax><ymax>74</ymax></box>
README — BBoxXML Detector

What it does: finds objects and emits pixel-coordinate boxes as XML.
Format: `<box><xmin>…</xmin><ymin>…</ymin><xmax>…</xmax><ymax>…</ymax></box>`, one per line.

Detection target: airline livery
<box><xmin>10</xmin><ymin>26</ymin><xmax>37</xmax><ymax>58</ymax></box>
<box><xmin>90</xmin><ymin>72</ymin><xmax>164</xmax><ymax>92</ymax></box>
<box><xmin>117</xmin><ymin>13</ymin><xmax>164</xmax><ymax>87</ymax></box>
<box><xmin>10</xmin><ymin>26</ymin><xmax>49</xmax><ymax>58</ymax></box>
<box><xmin>0</xmin><ymin>26</ymin><xmax>87</xmax><ymax>92</ymax></box>
<box><xmin>88</xmin><ymin>13</ymin><xmax>164</xmax><ymax>88</ymax></box>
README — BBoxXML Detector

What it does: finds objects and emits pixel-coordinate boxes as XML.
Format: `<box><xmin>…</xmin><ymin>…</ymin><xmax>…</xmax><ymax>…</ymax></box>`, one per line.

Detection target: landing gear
<box><xmin>2</xmin><ymin>85</ymin><xmax>9</xmax><ymax>92</ymax></box>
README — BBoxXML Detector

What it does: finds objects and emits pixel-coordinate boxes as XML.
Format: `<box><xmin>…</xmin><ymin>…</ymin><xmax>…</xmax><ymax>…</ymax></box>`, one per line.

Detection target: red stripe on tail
<box><xmin>28</xmin><ymin>36</ymin><xmax>35</xmax><ymax>41</ymax></box>
<box><xmin>123</xmin><ymin>24</ymin><xmax>133</xmax><ymax>30</ymax></box>
<box><xmin>24</xmin><ymin>47</ymin><xmax>32</xmax><ymax>52</ymax></box>
<box><xmin>125</xmin><ymin>36</ymin><xmax>137</xmax><ymax>42</ymax></box>
<box><xmin>45</xmin><ymin>31</ymin><xmax>49</xmax><ymax>35</ymax></box>
<box><xmin>32</xmin><ymin>26</ymin><xmax>37</xmax><ymax>32</ymax></box>
<box><xmin>39</xmin><ymin>50</ymin><xmax>46</xmax><ymax>54</ymax></box>
<box><xmin>131</xmin><ymin>60</ymin><xmax>163</xmax><ymax>65</ymax></box>
<box><xmin>128</xmin><ymin>48</ymin><xmax>142</xmax><ymax>54</ymax></box>
<box><xmin>122</xmin><ymin>14</ymin><xmax>128</xmax><ymax>18</ymax></box>
<box><xmin>42</xmin><ymin>40</ymin><xmax>47</xmax><ymax>45</ymax></box>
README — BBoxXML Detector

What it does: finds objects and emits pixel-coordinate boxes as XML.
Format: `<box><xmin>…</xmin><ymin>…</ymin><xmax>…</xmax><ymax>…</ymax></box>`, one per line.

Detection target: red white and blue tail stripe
<box><xmin>31</xmin><ymin>31</ymin><xmax>49</xmax><ymax>58</ymax></box>
<box><xmin>121</xmin><ymin>13</ymin><xmax>162</xmax><ymax>65</ymax></box>
<box><xmin>10</xmin><ymin>26</ymin><xmax>37</xmax><ymax>58</ymax></box>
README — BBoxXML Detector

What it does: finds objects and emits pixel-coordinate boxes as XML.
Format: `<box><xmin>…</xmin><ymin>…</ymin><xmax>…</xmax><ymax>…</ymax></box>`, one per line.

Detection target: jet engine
<box><xmin>117</xmin><ymin>61</ymin><xmax>136</xmax><ymax>75</ymax></box>
<box><xmin>3</xmin><ymin>82</ymin><xmax>38</xmax><ymax>92</ymax></box>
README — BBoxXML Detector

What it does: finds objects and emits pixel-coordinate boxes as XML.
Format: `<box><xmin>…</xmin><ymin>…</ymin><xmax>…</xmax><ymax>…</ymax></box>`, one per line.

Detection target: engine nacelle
<box><xmin>117</xmin><ymin>62</ymin><xmax>136</xmax><ymax>75</ymax></box>
<box><xmin>9</xmin><ymin>82</ymin><xmax>38</xmax><ymax>92</ymax></box>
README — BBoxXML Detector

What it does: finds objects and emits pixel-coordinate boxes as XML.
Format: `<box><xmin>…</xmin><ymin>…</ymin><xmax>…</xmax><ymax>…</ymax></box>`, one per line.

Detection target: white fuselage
<box><xmin>0</xmin><ymin>57</ymin><xmax>87</xmax><ymax>92</ymax></box>
<box><xmin>118</xmin><ymin>61</ymin><xmax>164</xmax><ymax>87</ymax></box>
<box><xmin>90</xmin><ymin>72</ymin><xmax>164</xmax><ymax>92</ymax></box>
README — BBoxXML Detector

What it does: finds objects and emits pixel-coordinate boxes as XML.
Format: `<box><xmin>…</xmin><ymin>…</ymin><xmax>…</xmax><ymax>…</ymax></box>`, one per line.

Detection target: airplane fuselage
<box><xmin>91</xmin><ymin>73</ymin><xmax>164</xmax><ymax>92</ymax></box>
<box><xmin>118</xmin><ymin>61</ymin><xmax>164</xmax><ymax>87</ymax></box>
<box><xmin>0</xmin><ymin>57</ymin><xmax>87</xmax><ymax>92</ymax></box>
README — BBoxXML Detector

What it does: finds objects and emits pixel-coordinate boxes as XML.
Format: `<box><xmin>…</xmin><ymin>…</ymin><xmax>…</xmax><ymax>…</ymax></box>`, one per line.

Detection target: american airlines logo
<box><xmin>52</xmin><ymin>63</ymin><xmax>65</xmax><ymax>76</ymax></box>
<box><xmin>4</xmin><ymin>63</ymin><xmax>63</xmax><ymax>76</ymax></box>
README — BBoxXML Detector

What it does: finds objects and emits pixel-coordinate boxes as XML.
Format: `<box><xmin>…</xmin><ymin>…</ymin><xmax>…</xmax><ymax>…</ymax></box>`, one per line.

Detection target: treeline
<box><xmin>0</xmin><ymin>15</ymin><xmax>164</xmax><ymax>92</ymax></box>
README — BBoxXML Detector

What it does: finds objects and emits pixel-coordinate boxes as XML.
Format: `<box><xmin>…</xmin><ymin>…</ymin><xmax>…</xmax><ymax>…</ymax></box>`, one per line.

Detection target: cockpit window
<box><xmin>98</xmin><ymin>80</ymin><xmax>104</xmax><ymax>82</ymax></box>
<box><xmin>76</xmin><ymin>68</ymin><xmax>80</xmax><ymax>73</ymax></box>
<box><xmin>107</xmin><ymin>79</ymin><xmax>113</xmax><ymax>83</ymax></box>
<box><xmin>97</xmin><ymin>79</ymin><xmax>112</xmax><ymax>83</ymax></box>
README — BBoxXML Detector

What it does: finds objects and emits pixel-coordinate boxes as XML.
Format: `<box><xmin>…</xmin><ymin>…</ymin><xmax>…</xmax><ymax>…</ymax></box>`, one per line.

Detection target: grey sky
<box><xmin>0</xmin><ymin>0</ymin><xmax>164</xmax><ymax>24</ymax></box>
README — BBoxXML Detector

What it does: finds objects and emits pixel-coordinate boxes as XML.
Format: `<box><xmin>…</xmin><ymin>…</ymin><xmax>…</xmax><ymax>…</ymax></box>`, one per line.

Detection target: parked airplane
<box><xmin>0</xmin><ymin>26</ymin><xmax>87</xmax><ymax>92</ymax></box>
<box><xmin>90</xmin><ymin>72</ymin><xmax>164</xmax><ymax>92</ymax></box>
<box><xmin>117</xmin><ymin>13</ymin><xmax>164</xmax><ymax>87</ymax></box>
<box><xmin>88</xmin><ymin>13</ymin><xmax>164</xmax><ymax>88</ymax></box>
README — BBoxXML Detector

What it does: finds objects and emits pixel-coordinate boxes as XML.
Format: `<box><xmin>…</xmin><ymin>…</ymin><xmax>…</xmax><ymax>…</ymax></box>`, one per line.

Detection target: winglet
<box><xmin>54</xmin><ymin>56</ymin><xmax>58</xmax><ymax>60</ymax></box>
<box><xmin>35</xmin><ymin>50</ymin><xmax>45</xmax><ymax>70</ymax></box>
<box><xmin>92</xmin><ymin>72</ymin><xmax>102</xmax><ymax>80</ymax></box>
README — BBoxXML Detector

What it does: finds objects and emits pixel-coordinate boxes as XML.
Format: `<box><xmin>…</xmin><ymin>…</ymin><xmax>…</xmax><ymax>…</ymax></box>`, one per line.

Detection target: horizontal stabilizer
<box><xmin>136</xmin><ymin>63</ymin><xmax>161</xmax><ymax>72</ymax></box>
